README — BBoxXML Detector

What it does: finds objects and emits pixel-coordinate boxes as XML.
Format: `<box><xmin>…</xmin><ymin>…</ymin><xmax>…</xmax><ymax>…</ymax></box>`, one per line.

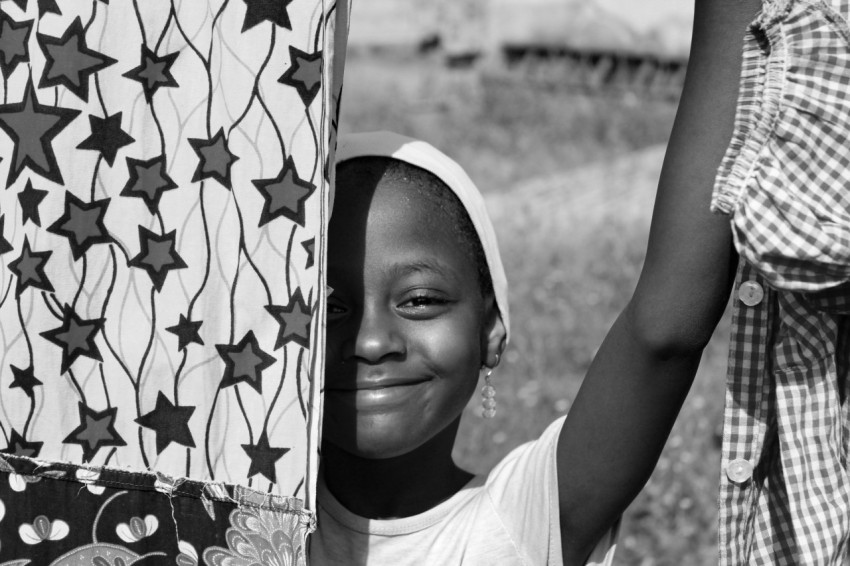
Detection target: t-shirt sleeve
<box><xmin>485</xmin><ymin>416</ymin><xmax>618</xmax><ymax>566</ymax></box>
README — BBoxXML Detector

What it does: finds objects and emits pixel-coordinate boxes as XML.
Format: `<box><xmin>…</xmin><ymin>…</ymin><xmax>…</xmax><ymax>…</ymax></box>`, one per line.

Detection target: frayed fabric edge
<box><xmin>0</xmin><ymin>452</ymin><xmax>317</xmax><ymax>531</ymax></box>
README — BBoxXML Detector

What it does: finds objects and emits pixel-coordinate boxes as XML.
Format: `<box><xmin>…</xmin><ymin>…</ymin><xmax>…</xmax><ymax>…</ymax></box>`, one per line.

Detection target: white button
<box><xmin>738</xmin><ymin>281</ymin><xmax>764</xmax><ymax>307</ymax></box>
<box><xmin>726</xmin><ymin>459</ymin><xmax>753</xmax><ymax>484</ymax></box>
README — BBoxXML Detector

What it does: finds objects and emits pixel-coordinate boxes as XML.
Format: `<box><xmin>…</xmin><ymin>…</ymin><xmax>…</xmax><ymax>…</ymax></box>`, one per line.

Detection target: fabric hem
<box><xmin>0</xmin><ymin>452</ymin><xmax>316</xmax><ymax>531</ymax></box>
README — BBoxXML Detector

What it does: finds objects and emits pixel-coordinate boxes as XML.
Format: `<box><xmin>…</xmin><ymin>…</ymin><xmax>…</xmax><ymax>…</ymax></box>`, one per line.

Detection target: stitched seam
<box><xmin>0</xmin><ymin>455</ymin><xmax>312</xmax><ymax>516</ymax></box>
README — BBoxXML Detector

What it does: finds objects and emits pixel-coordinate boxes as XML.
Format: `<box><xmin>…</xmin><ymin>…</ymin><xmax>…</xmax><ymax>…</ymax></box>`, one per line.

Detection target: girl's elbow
<box><xmin>624</xmin><ymin>300</ymin><xmax>716</xmax><ymax>360</ymax></box>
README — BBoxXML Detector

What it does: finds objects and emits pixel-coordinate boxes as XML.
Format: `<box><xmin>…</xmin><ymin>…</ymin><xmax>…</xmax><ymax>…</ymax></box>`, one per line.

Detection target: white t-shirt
<box><xmin>309</xmin><ymin>417</ymin><xmax>618</xmax><ymax>565</ymax></box>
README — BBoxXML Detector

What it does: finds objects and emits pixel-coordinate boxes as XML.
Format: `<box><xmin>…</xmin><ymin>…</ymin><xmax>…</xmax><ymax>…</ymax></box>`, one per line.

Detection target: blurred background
<box><xmin>338</xmin><ymin>1</ymin><xmax>729</xmax><ymax>564</ymax></box>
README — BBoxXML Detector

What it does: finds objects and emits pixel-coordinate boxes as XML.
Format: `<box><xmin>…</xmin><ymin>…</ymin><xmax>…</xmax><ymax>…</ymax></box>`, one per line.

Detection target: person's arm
<box><xmin>555</xmin><ymin>0</ymin><xmax>761</xmax><ymax>562</ymax></box>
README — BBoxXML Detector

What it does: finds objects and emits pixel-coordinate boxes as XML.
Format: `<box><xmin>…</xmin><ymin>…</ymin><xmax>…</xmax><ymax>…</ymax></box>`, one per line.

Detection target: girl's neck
<box><xmin>321</xmin><ymin>419</ymin><xmax>474</xmax><ymax>520</ymax></box>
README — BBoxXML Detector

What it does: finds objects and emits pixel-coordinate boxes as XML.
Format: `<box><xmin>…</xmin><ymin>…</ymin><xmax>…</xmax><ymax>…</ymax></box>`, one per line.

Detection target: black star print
<box><xmin>0</xmin><ymin>79</ymin><xmax>81</xmax><ymax>188</ymax></box>
<box><xmin>7</xmin><ymin>236</ymin><xmax>54</xmax><ymax>297</ymax></box>
<box><xmin>47</xmin><ymin>192</ymin><xmax>112</xmax><ymax>260</ymax></box>
<box><xmin>0</xmin><ymin>11</ymin><xmax>33</xmax><ymax>79</ymax></box>
<box><xmin>122</xmin><ymin>45</ymin><xmax>179</xmax><ymax>102</ymax></box>
<box><xmin>37</xmin><ymin>0</ymin><xmax>62</xmax><ymax>16</ymax></box>
<box><xmin>252</xmin><ymin>156</ymin><xmax>315</xmax><ymax>227</ymax></box>
<box><xmin>165</xmin><ymin>314</ymin><xmax>204</xmax><ymax>351</ymax></box>
<box><xmin>241</xmin><ymin>0</ymin><xmax>293</xmax><ymax>32</ymax></box>
<box><xmin>301</xmin><ymin>238</ymin><xmax>315</xmax><ymax>269</ymax></box>
<box><xmin>189</xmin><ymin>129</ymin><xmax>239</xmax><ymax>190</ymax></box>
<box><xmin>120</xmin><ymin>155</ymin><xmax>178</xmax><ymax>213</ymax></box>
<box><xmin>37</xmin><ymin>17</ymin><xmax>116</xmax><ymax>102</ymax></box>
<box><xmin>0</xmin><ymin>215</ymin><xmax>13</xmax><ymax>255</ymax></box>
<box><xmin>128</xmin><ymin>226</ymin><xmax>187</xmax><ymax>292</ymax></box>
<box><xmin>8</xmin><ymin>0</ymin><xmax>27</xmax><ymax>10</ymax></box>
<box><xmin>135</xmin><ymin>391</ymin><xmax>195</xmax><ymax>454</ymax></box>
<box><xmin>278</xmin><ymin>46</ymin><xmax>323</xmax><ymax>107</ymax></box>
<box><xmin>77</xmin><ymin>112</ymin><xmax>135</xmax><ymax>166</ymax></box>
<box><xmin>40</xmin><ymin>303</ymin><xmax>104</xmax><ymax>373</ymax></box>
<box><xmin>215</xmin><ymin>330</ymin><xmax>276</xmax><ymax>394</ymax></box>
<box><xmin>63</xmin><ymin>403</ymin><xmax>126</xmax><ymax>462</ymax></box>
<box><xmin>18</xmin><ymin>180</ymin><xmax>48</xmax><ymax>227</ymax></box>
<box><xmin>2</xmin><ymin>429</ymin><xmax>42</xmax><ymax>458</ymax></box>
<box><xmin>242</xmin><ymin>430</ymin><xmax>289</xmax><ymax>483</ymax></box>
<box><xmin>265</xmin><ymin>287</ymin><xmax>312</xmax><ymax>349</ymax></box>
<box><xmin>9</xmin><ymin>364</ymin><xmax>42</xmax><ymax>397</ymax></box>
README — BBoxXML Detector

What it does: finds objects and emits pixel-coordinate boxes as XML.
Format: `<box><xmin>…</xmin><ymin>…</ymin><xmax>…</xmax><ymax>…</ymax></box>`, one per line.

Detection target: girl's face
<box><xmin>324</xmin><ymin>168</ymin><xmax>502</xmax><ymax>460</ymax></box>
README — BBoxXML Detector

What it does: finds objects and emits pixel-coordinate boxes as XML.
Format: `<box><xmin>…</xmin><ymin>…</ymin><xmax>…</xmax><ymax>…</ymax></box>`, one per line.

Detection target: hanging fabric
<box><xmin>0</xmin><ymin>0</ymin><xmax>348</xmax><ymax>561</ymax></box>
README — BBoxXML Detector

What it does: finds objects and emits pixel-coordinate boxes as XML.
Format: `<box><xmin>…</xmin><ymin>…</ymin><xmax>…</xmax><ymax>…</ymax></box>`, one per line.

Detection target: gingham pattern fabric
<box><xmin>713</xmin><ymin>0</ymin><xmax>850</xmax><ymax>293</ymax></box>
<box><xmin>713</xmin><ymin>0</ymin><xmax>850</xmax><ymax>563</ymax></box>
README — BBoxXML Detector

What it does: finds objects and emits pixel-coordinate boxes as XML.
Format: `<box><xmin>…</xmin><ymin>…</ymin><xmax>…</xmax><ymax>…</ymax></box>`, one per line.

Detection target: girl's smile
<box><xmin>325</xmin><ymin>377</ymin><xmax>433</xmax><ymax>412</ymax></box>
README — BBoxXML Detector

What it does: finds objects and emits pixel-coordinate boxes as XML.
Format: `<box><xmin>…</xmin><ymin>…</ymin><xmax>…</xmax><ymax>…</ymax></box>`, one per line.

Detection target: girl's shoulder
<box><xmin>480</xmin><ymin>417</ymin><xmax>567</xmax><ymax>563</ymax></box>
<box><xmin>485</xmin><ymin>415</ymin><xmax>566</xmax><ymax>490</ymax></box>
<box><xmin>484</xmin><ymin>415</ymin><xmax>617</xmax><ymax>566</ymax></box>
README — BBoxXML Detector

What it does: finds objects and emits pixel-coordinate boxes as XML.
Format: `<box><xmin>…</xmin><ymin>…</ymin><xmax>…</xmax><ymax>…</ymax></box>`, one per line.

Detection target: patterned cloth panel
<box><xmin>0</xmin><ymin>0</ymin><xmax>348</xmax><ymax>562</ymax></box>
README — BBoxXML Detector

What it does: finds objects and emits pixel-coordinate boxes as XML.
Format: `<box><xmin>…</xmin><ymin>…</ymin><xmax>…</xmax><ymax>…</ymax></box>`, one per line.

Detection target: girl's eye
<box><xmin>398</xmin><ymin>293</ymin><xmax>450</xmax><ymax>315</ymax></box>
<box><xmin>407</xmin><ymin>296</ymin><xmax>441</xmax><ymax>307</ymax></box>
<box><xmin>326</xmin><ymin>300</ymin><xmax>348</xmax><ymax>318</ymax></box>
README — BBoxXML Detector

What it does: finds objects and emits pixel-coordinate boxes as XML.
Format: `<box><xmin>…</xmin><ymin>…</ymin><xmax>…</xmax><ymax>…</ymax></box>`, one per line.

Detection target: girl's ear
<box><xmin>482</xmin><ymin>295</ymin><xmax>507</xmax><ymax>369</ymax></box>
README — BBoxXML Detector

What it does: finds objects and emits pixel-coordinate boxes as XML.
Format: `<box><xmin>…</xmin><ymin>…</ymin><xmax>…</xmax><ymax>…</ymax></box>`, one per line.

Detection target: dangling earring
<box><xmin>481</xmin><ymin>353</ymin><xmax>499</xmax><ymax>419</ymax></box>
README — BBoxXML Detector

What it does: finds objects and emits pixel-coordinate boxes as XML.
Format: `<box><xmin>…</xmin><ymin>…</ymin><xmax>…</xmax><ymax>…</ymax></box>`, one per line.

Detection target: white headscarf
<box><xmin>335</xmin><ymin>131</ymin><xmax>510</xmax><ymax>341</ymax></box>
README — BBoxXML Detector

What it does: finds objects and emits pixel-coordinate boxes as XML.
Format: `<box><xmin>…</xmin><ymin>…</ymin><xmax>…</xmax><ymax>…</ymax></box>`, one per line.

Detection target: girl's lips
<box><xmin>326</xmin><ymin>376</ymin><xmax>432</xmax><ymax>391</ymax></box>
<box><xmin>325</xmin><ymin>379</ymin><xmax>432</xmax><ymax>410</ymax></box>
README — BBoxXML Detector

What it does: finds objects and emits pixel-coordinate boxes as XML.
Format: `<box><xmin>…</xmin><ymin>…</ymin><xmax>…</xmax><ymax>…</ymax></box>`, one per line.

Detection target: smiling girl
<box><xmin>313</xmin><ymin>131</ymin><xmax>615</xmax><ymax>564</ymax></box>
<box><xmin>310</xmin><ymin>0</ymin><xmax>759</xmax><ymax>563</ymax></box>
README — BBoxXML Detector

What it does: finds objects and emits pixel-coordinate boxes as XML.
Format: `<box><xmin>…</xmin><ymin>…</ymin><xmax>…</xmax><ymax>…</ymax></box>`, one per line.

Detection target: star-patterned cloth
<box><xmin>120</xmin><ymin>155</ymin><xmax>177</xmax><ymax>212</ymax></box>
<box><xmin>77</xmin><ymin>112</ymin><xmax>134</xmax><ymax>166</ymax></box>
<box><xmin>135</xmin><ymin>391</ymin><xmax>196</xmax><ymax>454</ymax></box>
<box><xmin>189</xmin><ymin>128</ymin><xmax>239</xmax><ymax>190</ymax></box>
<box><xmin>0</xmin><ymin>0</ymin><xmax>348</xmax><ymax>562</ymax></box>
<box><xmin>18</xmin><ymin>180</ymin><xmax>48</xmax><ymax>226</ymax></box>
<box><xmin>216</xmin><ymin>330</ymin><xmax>277</xmax><ymax>393</ymax></box>
<box><xmin>7</xmin><ymin>236</ymin><xmax>54</xmax><ymax>296</ymax></box>
<box><xmin>0</xmin><ymin>215</ymin><xmax>15</xmax><ymax>255</ymax></box>
<box><xmin>242</xmin><ymin>0</ymin><xmax>294</xmax><ymax>32</ymax></box>
<box><xmin>0</xmin><ymin>11</ymin><xmax>33</xmax><ymax>79</ymax></box>
<box><xmin>122</xmin><ymin>45</ymin><xmax>179</xmax><ymax>102</ymax></box>
<box><xmin>36</xmin><ymin>17</ymin><xmax>116</xmax><ymax>102</ymax></box>
<box><xmin>279</xmin><ymin>46</ymin><xmax>324</xmax><ymax>107</ymax></box>
<box><xmin>46</xmin><ymin>192</ymin><xmax>112</xmax><ymax>260</ymax></box>
<box><xmin>0</xmin><ymin>79</ymin><xmax>80</xmax><ymax>187</ymax></box>
<box><xmin>253</xmin><ymin>156</ymin><xmax>316</xmax><ymax>227</ymax></box>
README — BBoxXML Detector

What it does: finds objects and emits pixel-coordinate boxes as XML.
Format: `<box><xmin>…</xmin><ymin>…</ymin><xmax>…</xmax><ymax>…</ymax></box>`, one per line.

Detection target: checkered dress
<box><xmin>712</xmin><ymin>0</ymin><xmax>850</xmax><ymax>563</ymax></box>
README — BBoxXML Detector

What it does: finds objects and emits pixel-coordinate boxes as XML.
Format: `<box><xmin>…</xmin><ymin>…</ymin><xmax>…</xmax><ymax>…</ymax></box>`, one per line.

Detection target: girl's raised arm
<box><xmin>555</xmin><ymin>0</ymin><xmax>761</xmax><ymax>562</ymax></box>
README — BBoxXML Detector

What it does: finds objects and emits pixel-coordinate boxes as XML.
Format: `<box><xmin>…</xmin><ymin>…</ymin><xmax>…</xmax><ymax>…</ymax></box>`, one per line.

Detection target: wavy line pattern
<box><xmin>0</xmin><ymin>0</ymin><xmax>345</xmax><ymax>512</ymax></box>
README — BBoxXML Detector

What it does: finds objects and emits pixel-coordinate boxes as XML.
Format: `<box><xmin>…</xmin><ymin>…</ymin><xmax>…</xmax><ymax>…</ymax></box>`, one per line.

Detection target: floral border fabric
<box><xmin>0</xmin><ymin>0</ymin><xmax>346</xmax><ymax>510</ymax></box>
<box><xmin>0</xmin><ymin>452</ymin><xmax>313</xmax><ymax>564</ymax></box>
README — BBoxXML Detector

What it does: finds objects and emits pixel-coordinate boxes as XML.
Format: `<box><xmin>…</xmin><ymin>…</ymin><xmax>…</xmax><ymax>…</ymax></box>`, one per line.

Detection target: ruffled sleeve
<box><xmin>712</xmin><ymin>0</ymin><xmax>850</xmax><ymax>310</ymax></box>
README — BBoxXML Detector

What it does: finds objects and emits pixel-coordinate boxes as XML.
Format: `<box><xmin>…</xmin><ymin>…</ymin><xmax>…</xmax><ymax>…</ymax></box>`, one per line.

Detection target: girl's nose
<box><xmin>347</xmin><ymin>306</ymin><xmax>405</xmax><ymax>363</ymax></box>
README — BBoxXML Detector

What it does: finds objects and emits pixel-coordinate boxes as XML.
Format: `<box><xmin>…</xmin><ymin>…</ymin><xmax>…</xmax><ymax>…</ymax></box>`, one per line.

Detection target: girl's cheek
<box><xmin>425</xmin><ymin>324</ymin><xmax>480</xmax><ymax>371</ymax></box>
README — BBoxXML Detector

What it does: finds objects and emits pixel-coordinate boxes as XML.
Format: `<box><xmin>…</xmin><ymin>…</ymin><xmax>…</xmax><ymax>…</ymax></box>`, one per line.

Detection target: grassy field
<box><xmin>339</xmin><ymin>52</ymin><xmax>730</xmax><ymax>565</ymax></box>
